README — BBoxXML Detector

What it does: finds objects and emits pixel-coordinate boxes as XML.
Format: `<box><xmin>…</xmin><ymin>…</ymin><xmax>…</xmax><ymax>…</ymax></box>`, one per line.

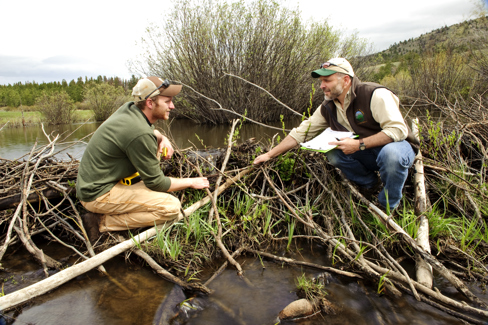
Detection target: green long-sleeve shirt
<box><xmin>76</xmin><ymin>102</ymin><xmax>171</xmax><ymax>202</ymax></box>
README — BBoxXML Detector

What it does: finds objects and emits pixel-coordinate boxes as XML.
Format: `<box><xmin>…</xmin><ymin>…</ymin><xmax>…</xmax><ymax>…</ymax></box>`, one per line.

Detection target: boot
<box><xmin>358</xmin><ymin>181</ymin><xmax>383</xmax><ymax>201</ymax></box>
<box><xmin>81</xmin><ymin>212</ymin><xmax>101</xmax><ymax>244</ymax></box>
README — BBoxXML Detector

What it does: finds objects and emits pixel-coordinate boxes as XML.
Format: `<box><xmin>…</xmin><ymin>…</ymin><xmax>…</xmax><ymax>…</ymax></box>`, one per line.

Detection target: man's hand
<box><xmin>190</xmin><ymin>177</ymin><xmax>210</xmax><ymax>189</ymax></box>
<box><xmin>328</xmin><ymin>138</ymin><xmax>360</xmax><ymax>155</ymax></box>
<box><xmin>153</xmin><ymin>130</ymin><xmax>174</xmax><ymax>160</ymax></box>
<box><xmin>253</xmin><ymin>135</ymin><xmax>299</xmax><ymax>165</ymax></box>
<box><xmin>253</xmin><ymin>153</ymin><xmax>272</xmax><ymax>165</ymax></box>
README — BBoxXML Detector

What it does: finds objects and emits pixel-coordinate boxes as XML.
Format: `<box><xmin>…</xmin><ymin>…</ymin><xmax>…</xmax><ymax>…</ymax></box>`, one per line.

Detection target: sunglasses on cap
<box><xmin>145</xmin><ymin>79</ymin><xmax>170</xmax><ymax>99</ymax></box>
<box><xmin>320</xmin><ymin>62</ymin><xmax>349</xmax><ymax>73</ymax></box>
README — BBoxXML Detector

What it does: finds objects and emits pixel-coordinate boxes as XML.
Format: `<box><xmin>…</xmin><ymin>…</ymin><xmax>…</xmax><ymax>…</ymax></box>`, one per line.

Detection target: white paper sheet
<box><xmin>300</xmin><ymin>128</ymin><xmax>356</xmax><ymax>152</ymax></box>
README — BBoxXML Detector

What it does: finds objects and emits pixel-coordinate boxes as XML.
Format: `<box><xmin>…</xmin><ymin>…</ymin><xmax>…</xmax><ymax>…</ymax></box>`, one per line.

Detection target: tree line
<box><xmin>0</xmin><ymin>75</ymin><xmax>139</xmax><ymax>108</ymax></box>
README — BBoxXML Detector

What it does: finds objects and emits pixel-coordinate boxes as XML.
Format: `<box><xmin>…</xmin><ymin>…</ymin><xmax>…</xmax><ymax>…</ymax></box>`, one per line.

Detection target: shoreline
<box><xmin>0</xmin><ymin>109</ymin><xmax>94</xmax><ymax>128</ymax></box>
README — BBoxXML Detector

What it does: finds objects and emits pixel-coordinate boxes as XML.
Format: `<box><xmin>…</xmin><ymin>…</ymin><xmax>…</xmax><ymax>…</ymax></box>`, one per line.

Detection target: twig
<box><xmin>245</xmin><ymin>248</ymin><xmax>362</xmax><ymax>279</ymax></box>
<box><xmin>223</xmin><ymin>72</ymin><xmax>302</xmax><ymax>117</ymax></box>
<box><xmin>208</xmin><ymin>119</ymin><xmax>239</xmax><ymax>223</ymax></box>
<box><xmin>132</xmin><ymin>248</ymin><xmax>211</xmax><ymax>294</ymax></box>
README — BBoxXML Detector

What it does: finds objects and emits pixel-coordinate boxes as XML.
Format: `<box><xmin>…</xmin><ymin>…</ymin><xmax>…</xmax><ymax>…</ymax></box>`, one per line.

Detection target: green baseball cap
<box><xmin>311</xmin><ymin>58</ymin><xmax>354</xmax><ymax>78</ymax></box>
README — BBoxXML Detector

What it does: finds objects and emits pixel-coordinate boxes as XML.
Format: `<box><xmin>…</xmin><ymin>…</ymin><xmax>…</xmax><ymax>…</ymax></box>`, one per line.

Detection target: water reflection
<box><xmin>0</xmin><ymin>118</ymin><xmax>300</xmax><ymax>161</ymax></box>
<box><xmin>0</xmin><ymin>123</ymin><xmax>101</xmax><ymax>161</ymax></box>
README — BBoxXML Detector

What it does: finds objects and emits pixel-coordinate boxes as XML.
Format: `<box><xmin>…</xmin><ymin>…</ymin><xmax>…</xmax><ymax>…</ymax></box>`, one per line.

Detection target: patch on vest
<box><xmin>355</xmin><ymin>110</ymin><xmax>366</xmax><ymax>124</ymax></box>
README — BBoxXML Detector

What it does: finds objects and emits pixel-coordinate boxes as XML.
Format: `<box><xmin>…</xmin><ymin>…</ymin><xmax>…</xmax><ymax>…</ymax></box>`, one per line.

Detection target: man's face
<box><xmin>151</xmin><ymin>95</ymin><xmax>175</xmax><ymax>120</ymax></box>
<box><xmin>319</xmin><ymin>74</ymin><xmax>345</xmax><ymax>101</ymax></box>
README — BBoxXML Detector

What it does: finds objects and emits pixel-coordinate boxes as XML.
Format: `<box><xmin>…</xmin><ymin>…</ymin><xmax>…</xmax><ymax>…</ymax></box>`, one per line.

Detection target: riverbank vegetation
<box><xmin>0</xmin><ymin>81</ymin><xmax>130</xmax><ymax>126</ymax></box>
<box><xmin>0</xmin><ymin>109</ymin><xmax>94</xmax><ymax>128</ymax></box>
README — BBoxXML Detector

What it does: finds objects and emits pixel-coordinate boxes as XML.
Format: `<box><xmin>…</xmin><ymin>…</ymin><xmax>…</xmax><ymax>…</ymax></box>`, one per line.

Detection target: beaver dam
<box><xmin>0</xmin><ymin>104</ymin><xmax>487</xmax><ymax>324</ymax></box>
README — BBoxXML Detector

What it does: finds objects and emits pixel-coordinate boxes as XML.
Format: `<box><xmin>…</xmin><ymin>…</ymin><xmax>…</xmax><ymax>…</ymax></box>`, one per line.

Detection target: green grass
<box><xmin>295</xmin><ymin>273</ymin><xmax>327</xmax><ymax>301</ymax></box>
<box><xmin>0</xmin><ymin>109</ymin><xmax>94</xmax><ymax>127</ymax></box>
<box><xmin>0</xmin><ymin>110</ymin><xmax>42</xmax><ymax>126</ymax></box>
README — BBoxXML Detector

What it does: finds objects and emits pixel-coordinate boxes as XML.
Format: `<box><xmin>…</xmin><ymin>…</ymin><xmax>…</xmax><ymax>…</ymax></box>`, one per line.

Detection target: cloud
<box><xmin>0</xmin><ymin>54</ymin><xmax>127</xmax><ymax>84</ymax></box>
<box><xmin>357</xmin><ymin>0</ymin><xmax>473</xmax><ymax>50</ymax></box>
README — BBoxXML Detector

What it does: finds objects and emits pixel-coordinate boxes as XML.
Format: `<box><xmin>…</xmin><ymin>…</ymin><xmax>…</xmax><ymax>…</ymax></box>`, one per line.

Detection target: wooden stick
<box><xmin>412</xmin><ymin>118</ymin><xmax>433</xmax><ymax>289</ymax></box>
<box><xmin>245</xmin><ymin>248</ymin><xmax>363</xmax><ymax>279</ymax></box>
<box><xmin>208</xmin><ymin>119</ymin><xmax>239</xmax><ymax>223</ymax></box>
<box><xmin>348</xmin><ymin>183</ymin><xmax>486</xmax><ymax>307</ymax></box>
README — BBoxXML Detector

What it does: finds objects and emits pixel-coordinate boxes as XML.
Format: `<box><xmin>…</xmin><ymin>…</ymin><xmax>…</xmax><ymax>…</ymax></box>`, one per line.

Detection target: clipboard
<box><xmin>300</xmin><ymin>128</ymin><xmax>358</xmax><ymax>153</ymax></box>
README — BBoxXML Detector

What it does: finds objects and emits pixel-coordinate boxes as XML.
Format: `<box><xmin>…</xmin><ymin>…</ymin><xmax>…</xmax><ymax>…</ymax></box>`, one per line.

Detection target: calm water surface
<box><xmin>0</xmin><ymin>118</ymin><xmax>296</xmax><ymax>161</ymax></box>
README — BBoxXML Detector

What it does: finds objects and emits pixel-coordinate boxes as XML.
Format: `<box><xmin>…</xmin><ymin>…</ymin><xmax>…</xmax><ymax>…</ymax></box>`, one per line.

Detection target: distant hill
<box><xmin>377</xmin><ymin>16</ymin><xmax>488</xmax><ymax>59</ymax></box>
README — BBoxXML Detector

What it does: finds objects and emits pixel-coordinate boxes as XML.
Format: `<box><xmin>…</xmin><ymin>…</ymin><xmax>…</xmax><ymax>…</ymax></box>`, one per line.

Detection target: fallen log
<box><xmin>0</xmin><ymin>168</ymin><xmax>251</xmax><ymax>311</ymax></box>
<box><xmin>0</xmin><ymin>188</ymin><xmax>66</xmax><ymax>211</ymax></box>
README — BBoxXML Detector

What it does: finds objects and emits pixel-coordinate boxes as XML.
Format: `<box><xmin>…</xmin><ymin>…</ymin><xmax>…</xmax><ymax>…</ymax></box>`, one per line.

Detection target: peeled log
<box><xmin>412</xmin><ymin>118</ymin><xmax>433</xmax><ymax>288</ymax></box>
<box><xmin>278</xmin><ymin>299</ymin><xmax>314</xmax><ymax>320</ymax></box>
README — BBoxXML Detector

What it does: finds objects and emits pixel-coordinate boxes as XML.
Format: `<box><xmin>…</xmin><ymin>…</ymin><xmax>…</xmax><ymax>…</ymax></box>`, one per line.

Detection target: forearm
<box><xmin>362</xmin><ymin>131</ymin><xmax>393</xmax><ymax>149</ymax></box>
<box><xmin>253</xmin><ymin>135</ymin><xmax>299</xmax><ymax>164</ymax></box>
<box><xmin>166</xmin><ymin>177</ymin><xmax>209</xmax><ymax>192</ymax></box>
<box><xmin>268</xmin><ymin>135</ymin><xmax>299</xmax><ymax>158</ymax></box>
<box><xmin>333</xmin><ymin>131</ymin><xmax>393</xmax><ymax>155</ymax></box>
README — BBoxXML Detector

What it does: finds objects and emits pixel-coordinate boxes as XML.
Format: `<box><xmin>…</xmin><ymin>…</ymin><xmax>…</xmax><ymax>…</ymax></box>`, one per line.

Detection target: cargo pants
<box><xmin>81</xmin><ymin>182</ymin><xmax>182</xmax><ymax>232</ymax></box>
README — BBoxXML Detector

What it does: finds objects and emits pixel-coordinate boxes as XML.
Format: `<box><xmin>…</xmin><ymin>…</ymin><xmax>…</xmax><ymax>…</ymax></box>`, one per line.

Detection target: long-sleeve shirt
<box><xmin>76</xmin><ymin>102</ymin><xmax>171</xmax><ymax>202</ymax></box>
<box><xmin>289</xmin><ymin>88</ymin><xmax>408</xmax><ymax>144</ymax></box>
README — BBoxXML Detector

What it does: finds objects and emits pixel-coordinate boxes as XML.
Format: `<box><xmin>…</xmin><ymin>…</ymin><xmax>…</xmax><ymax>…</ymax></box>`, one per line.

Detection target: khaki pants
<box><xmin>81</xmin><ymin>182</ymin><xmax>182</xmax><ymax>232</ymax></box>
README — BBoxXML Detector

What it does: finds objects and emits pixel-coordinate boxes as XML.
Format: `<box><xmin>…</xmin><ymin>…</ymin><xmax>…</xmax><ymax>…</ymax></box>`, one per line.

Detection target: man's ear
<box><xmin>145</xmin><ymin>97</ymin><xmax>155</xmax><ymax>110</ymax></box>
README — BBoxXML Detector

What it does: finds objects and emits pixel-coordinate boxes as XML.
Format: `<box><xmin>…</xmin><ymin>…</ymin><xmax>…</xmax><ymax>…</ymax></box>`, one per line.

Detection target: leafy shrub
<box><xmin>83</xmin><ymin>83</ymin><xmax>129</xmax><ymax>121</ymax></box>
<box><xmin>132</xmin><ymin>0</ymin><xmax>371</xmax><ymax>124</ymax></box>
<box><xmin>36</xmin><ymin>90</ymin><xmax>75</xmax><ymax>125</ymax></box>
<box><xmin>394</xmin><ymin>48</ymin><xmax>474</xmax><ymax>104</ymax></box>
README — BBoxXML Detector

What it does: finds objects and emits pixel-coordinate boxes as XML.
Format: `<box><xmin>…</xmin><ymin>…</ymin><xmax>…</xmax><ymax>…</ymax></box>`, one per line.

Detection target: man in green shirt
<box><xmin>77</xmin><ymin>77</ymin><xmax>209</xmax><ymax>243</ymax></box>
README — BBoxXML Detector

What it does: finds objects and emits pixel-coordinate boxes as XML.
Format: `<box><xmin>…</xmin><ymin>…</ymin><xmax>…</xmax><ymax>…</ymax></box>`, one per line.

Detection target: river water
<box><xmin>1</xmin><ymin>120</ymin><xmax>487</xmax><ymax>324</ymax></box>
<box><xmin>4</xmin><ymin>241</ymin><xmax>482</xmax><ymax>325</ymax></box>
<box><xmin>0</xmin><ymin>118</ymin><xmax>293</xmax><ymax>161</ymax></box>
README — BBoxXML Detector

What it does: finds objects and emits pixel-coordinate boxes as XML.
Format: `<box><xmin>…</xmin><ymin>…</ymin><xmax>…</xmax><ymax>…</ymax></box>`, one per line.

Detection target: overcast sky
<box><xmin>0</xmin><ymin>0</ymin><xmax>483</xmax><ymax>85</ymax></box>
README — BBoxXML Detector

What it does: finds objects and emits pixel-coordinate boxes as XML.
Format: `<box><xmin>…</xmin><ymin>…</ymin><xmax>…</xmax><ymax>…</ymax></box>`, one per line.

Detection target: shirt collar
<box><xmin>131</xmin><ymin>102</ymin><xmax>153</xmax><ymax>126</ymax></box>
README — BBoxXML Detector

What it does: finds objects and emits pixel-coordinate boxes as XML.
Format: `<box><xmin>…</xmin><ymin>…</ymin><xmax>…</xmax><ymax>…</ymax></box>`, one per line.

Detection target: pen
<box><xmin>335</xmin><ymin>137</ymin><xmax>341</xmax><ymax>141</ymax></box>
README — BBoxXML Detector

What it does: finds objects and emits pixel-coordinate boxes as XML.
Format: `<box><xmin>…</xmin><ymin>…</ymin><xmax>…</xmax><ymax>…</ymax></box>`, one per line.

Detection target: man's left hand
<box><xmin>154</xmin><ymin>130</ymin><xmax>174</xmax><ymax>160</ymax></box>
<box><xmin>328</xmin><ymin>138</ymin><xmax>360</xmax><ymax>155</ymax></box>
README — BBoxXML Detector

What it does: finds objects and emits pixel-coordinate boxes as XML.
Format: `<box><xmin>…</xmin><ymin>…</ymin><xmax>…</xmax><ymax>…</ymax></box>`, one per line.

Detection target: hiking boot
<box><xmin>358</xmin><ymin>181</ymin><xmax>383</xmax><ymax>201</ymax></box>
<box><xmin>81</xmin><ymin>212</ymin><xmax>101</xmax><ymax>244</ymax></box>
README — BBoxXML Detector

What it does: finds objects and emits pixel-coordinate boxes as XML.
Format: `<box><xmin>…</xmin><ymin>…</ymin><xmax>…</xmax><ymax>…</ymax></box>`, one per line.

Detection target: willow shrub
<box><xmin>36</xmin><ymin>90</ymin><xmax>75</xmax><ymax>125</ymax></box>
<box><xmin>132</xmin><ymin>0</ymin><xmax>371</xmax><ymax>124</ymax></box>
<box><xmin>83</xmin><ymin>83</ymin><xmax>129</xmax><ymax>121</ymax></box>
<box><xmin>382</xmin><ymin>48</ymin><xmax>476</xmax><ymax>107</ymax></box>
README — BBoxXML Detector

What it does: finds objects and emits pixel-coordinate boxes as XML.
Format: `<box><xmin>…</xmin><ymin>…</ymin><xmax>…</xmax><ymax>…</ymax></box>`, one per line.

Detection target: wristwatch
<box><xmin>359</xmin><ymin>139</ymin><xmax>366</xmax><ymax>151</ymax></box>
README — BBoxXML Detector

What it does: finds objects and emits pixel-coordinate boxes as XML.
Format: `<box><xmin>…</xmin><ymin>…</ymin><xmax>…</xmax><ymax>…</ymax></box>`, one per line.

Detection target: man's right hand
<box><xmin>253</xmin><ymin>153</ymin><xmax>271</xmax><ymax>165</ymax></box>
<box><xmin>253</xmin><ymin>135</ymin><xmax>299</xmax><ymax>165</ymax></box>
<box><xmin>191</xmin><ymin>177</ymin><xmax>209</xmax><ymax>189</ymax></box>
